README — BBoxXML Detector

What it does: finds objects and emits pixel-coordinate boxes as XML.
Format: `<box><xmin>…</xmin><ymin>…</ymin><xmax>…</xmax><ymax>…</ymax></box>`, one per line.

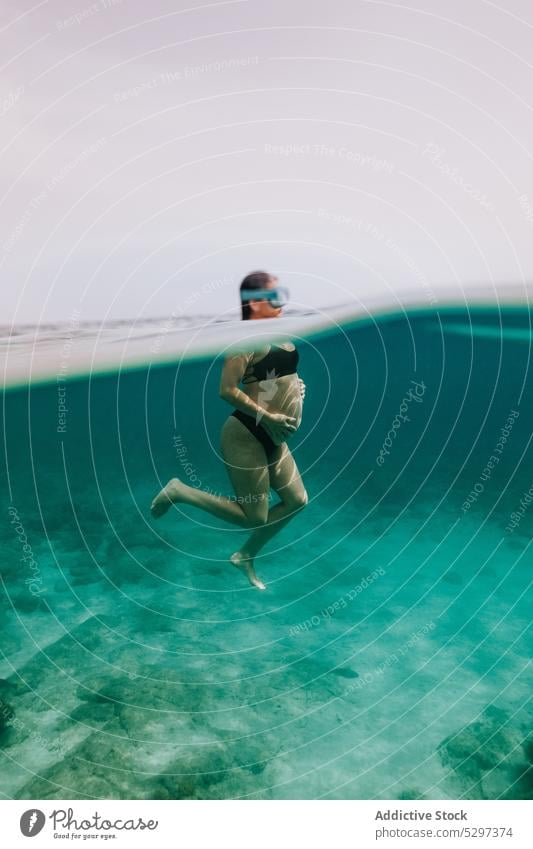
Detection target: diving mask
<box><xmin>240</xmin><ymin>285</ymin><xmax>290</xmax><ymax>309</ymax></box>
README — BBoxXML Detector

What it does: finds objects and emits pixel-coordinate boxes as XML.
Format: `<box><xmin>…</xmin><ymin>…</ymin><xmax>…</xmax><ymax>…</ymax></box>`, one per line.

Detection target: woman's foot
<box><xmin>230</xmin><ymin>551</ymin><xmax>266</xmax><ymax>590</ymax></box>
<box><xmin>150</xmin><ymin>478</ymin><xmax>187</xmax><ymax>518</ymax></box>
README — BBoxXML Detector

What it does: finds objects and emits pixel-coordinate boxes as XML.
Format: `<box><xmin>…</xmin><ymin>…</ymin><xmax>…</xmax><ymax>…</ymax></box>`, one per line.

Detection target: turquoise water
<box><xmin>1</xmin><ymin>306</ymin><xmax>531</xmax><ymax>800</ymax></box>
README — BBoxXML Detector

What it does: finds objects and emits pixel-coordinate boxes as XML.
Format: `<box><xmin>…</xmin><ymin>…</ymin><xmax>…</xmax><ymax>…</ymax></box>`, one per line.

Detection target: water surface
<box><xmin>1</xmin><ymin>305</ymin><xmax>531</xmax><ymax>800</ymax></box>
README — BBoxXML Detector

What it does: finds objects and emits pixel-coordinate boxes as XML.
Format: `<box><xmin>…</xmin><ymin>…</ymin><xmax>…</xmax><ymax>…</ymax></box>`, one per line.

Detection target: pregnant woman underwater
<box><xmin>150</xmin><ymin>271</ymin><xmax>308</xmax><ymax>590</ymax></box>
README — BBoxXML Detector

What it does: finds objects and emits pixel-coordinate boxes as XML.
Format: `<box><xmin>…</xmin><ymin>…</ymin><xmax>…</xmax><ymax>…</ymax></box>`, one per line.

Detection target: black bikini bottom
<box><xmin>231</xmin><ymin>409</ymin><xmax>278</xmax><ymax>460</ymax></box>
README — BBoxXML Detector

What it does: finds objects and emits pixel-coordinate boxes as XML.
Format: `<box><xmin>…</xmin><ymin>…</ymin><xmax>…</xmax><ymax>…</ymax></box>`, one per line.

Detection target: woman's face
<box><xmin>249</xmin><ymin>277</ymin><xmax>282</xmax><ymax>319</ymax></box>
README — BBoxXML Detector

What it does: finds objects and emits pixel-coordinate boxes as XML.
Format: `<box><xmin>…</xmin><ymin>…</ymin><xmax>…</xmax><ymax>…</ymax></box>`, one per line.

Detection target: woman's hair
<box><xmin>239</xmin><ymin>270</ymin><xmax>276</xmax><ymax>320</ymax></box>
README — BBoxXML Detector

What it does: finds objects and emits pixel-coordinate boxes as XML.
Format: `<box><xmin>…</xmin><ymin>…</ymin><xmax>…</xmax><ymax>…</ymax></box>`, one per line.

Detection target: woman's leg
<box><xmin>151</xmin><ymin>478</ymin><xmax>250</xmax><ymax>526</ymax></box>
<box><xmin>234</xmin><ymin>442</ymin><xmax>308</xmax><ymax>561</ymax></box>
<box><xmin>220</xmin><ymin>417</ymin><xmax>272</xmax><ymax>588</ymax></box>
<box><xmin>150</xmin><ymin>417</ymin><xmax>270</xmax><ymax>528</ymax></box>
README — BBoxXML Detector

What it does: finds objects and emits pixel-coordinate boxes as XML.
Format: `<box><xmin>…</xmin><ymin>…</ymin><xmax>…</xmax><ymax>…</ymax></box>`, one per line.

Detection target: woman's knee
<box><xmin>242</xmin><ymin>497</ymin><xmax>269</xmax><ymax>528</ymax></box>
<box><xmin>243</xmin><ymin>509</ymin><xmax>268</xmax><ymax>529</ymax></box>
<box><xmin>286</xmin><ymin>489</ymin><xmax>309</xmax><ymax>512</ymax></box>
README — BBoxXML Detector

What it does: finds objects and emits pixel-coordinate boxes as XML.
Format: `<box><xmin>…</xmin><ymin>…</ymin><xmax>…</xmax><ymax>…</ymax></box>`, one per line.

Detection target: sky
<box><xmin>2</xmin><ymin>0</ymin><xmax>533</xmax><ymax>324</ymax></box>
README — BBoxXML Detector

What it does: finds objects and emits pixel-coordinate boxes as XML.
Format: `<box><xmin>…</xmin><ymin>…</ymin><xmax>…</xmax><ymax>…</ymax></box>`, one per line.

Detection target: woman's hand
<box><xmin>261</xmin><ymin>412</ymin><xmax>298</xmax><ymax>445</ymax></box>
<box><xmin>298</xmin><ymin>377</ymin><xmax>306</xmax><ymax>401</ymax></box>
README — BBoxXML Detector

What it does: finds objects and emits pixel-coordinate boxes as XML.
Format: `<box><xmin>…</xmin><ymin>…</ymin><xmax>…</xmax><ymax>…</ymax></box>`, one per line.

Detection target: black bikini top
<box><xmin>242</xmin><ymin>343</ymin><xmax>299</xmax><ymax>384</ymax></box>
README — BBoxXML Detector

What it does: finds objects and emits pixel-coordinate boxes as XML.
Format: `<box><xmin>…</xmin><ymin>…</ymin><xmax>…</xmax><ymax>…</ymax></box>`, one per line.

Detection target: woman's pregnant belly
<box><xmin>246</xmin><ymin>374</ymin><xmax>303</xmax><ymax>441</ymax></box>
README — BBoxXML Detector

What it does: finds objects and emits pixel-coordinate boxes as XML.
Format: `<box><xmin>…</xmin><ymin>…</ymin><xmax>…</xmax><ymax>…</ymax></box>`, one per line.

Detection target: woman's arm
<box><xmin>219</xmin><ymin>353</ymin><xmax>297</xmax><ymax>442</ymax></box>
<box><xmin>219</xmin><ymin>353</ymin><xmax>268</xmax><ymax>419</ymax></box>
